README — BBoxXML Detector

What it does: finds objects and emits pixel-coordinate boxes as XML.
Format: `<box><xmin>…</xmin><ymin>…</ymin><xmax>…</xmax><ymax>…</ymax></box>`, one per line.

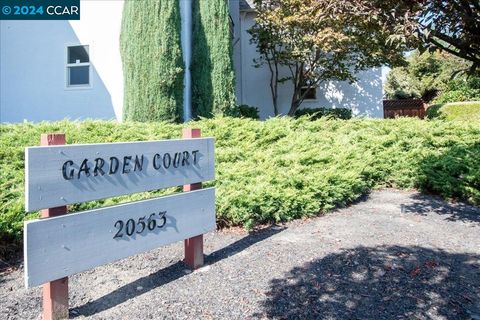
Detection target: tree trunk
<box><xmin>288</xmin><ymin>65</ymin><xmax>304</xmax><ymax>116</ymax></box>
<box><xmin>288</xmin><ymin>87</ymin><xmax>302</xmax><ymax>116</ymax></box>
<box><xmin>271</xmin><ymin>87</ymin><xmax>279</xmax><ymax>116</ymax></box>
<box><xmin>288</xmin><ymin>99</ymin><xmax>302</xmax><ymax>116</ymax></box>
<box><xmin>267</xmin><ymin>56</ymin><xmax>280</xmax><ymax>116</ymax></box>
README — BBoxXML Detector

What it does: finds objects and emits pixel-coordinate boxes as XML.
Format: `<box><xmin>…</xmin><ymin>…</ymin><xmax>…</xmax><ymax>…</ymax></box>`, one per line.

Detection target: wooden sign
<box><xmin>25</xmin><ymin>130</ymin><xmax>215</xmax><ymax>320</ymax></box>
<box><xmin>25</xmin><ymin>138</ymin><xmax>215</xmax><ymax>211</ymax></box>
<box><xmin>24</xmin><ymin>188</ymin><xmax>215</xmax><ymax>288</ymax></box>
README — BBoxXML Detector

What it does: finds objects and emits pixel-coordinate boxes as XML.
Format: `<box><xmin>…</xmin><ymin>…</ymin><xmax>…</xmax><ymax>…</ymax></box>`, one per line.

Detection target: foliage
<box><xmin>120</xmin><ymin>0</ymin><xmax>184</xmax><ymax>122</ymax></box>
<box><xmin>372</xmin><ymin>0</ymin><xmax>480</xmax><ymax>73</ymax></box>
<box><xmin>238</xmin><ymin>105</ymin><xmax>260</xmax><ymax>120</ymax></box>
<box><xmin>191</xmin><ymin>0</ymin><xmax>237</xmax><ymax>118</ymax></box>
<box><xmin>408</xmin><ymin>51</ymin><xmax>472</xmax><ymax>101</ymax></box>
<box><xmin>433</xmin><ymin>78</ymin><xmax>480</xmax><ymax>104</ymax></box>
<box><xmin>384</xmin><ymin>51</ymin><xmax>477</xmax><ymax>102</ymax></box>
<box><xmin>248</xmin><ymin>0</ymin><xmax>407</xmax><ymax>116</ymax></box>
<box><xmin>294</xmin><ymin>108</ymin><xmax>352</xmax><ymax>120</ymax></box>
<box><xmin>384</xmin><ymin>67</ymin><xmax>422</xmax><ymax>100</ymax></box>
<box><xmin>1</xmin><ymin>118</ymin><xmax>479</xmax><ymax>246</ymax></box>
<box><xmin>427</xmin><ymin>102</ymin><xmax>480</xmax><ymax>121</ymax></box>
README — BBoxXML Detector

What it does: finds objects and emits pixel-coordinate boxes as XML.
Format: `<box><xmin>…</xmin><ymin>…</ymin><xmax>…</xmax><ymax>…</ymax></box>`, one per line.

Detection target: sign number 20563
<box><xmin>113</xmin><ymin>211</ymin><xmax>166</xmax><ymax>239</ymax></box>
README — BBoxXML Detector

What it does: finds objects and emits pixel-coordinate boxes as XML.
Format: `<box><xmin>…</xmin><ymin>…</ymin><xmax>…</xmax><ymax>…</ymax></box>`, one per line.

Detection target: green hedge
<box><xmin>294</xmin><ymin>108</ymin><xmax>352</xmax><ymax>120</ymax></box>
<box><xmin>120</xmin><ymin>0</ymin><xmax>184</xmax><ymax>122</ymax></box>
<box><xmin>433</xmin><ymin>78</ymin><xmax>480</xmax><ymax>104</ymax></box>
<box><xmin>1</xmin><ymin>117</ymin><xmax>479</xmax><ymax>247</ymax></box>
<box><xmin>238</xmin><ymin>105</ymin><xmax>260</xmax><ymax>120</ymax></box>
<box><xmin>191</xmin><ymin>0</ymin><xmax>237</xmax><ymax>117</ymax></box>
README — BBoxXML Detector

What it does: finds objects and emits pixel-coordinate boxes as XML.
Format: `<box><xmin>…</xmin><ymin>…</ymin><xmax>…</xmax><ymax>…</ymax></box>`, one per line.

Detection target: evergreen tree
<box><xmin>120</xmin><ymin>0</ymin><xmax>184</xmax><ymax>122</ymax></box>
<box><xmin>191</xmin><ymin>0</ymin><xmax>237</xmax><ymax>118</ymax></box>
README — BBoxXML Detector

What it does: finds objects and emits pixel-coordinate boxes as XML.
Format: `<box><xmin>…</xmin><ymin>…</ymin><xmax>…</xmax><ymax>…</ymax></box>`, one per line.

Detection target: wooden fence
<box><xmin>383</xmin><ymin>99</ymin><xmax>427</xmax><ymax>119</ymax></box>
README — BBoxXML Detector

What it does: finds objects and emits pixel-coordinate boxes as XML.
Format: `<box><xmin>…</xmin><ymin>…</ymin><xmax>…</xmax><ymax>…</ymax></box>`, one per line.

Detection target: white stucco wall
<box><xmin>69</xmin><ymin>0</ymin><xmax>124</xmax><ymax>120</ymax></box>
<box><xmin>230</xmin><ymin>0</ymin><xmax>242</xmax><ymax>102</ymax></box>
<box><xmin>237</xmin><ymin>12</ymin><xmax>384</xmax><ymax>119</ymax></box>
<box><xmin>0</xmin><ymin>0</ymin><xmax>124</xmax><ymax>123</ymax></box>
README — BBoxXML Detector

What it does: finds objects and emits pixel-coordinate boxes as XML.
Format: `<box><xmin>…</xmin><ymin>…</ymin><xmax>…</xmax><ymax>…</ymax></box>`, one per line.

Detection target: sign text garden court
<box><xmin>25</xmin><ymin>137</ymin><xmax>214</xmax><ymax>210</ymax></box>
<box><xmin>24</xmin><ymin>129</ymin><xmax>215</xmax><ymax>319</ymax></box>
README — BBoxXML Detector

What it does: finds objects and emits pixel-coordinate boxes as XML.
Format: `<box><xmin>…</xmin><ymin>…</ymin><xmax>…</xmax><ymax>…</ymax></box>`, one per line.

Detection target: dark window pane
<box><xmin>69</xmin><ymin>66</ymin><xmax>89</xmax><ymax>85</ymax></box>
<box><xmin>68</xmin><ymin>45</ymin><xmax>89</xmax><ymax>64</ymax></box>
<box><xmin>301</xmin><ymin>87</ymin><xmax>316</xmax><ymax>100</ymax></box>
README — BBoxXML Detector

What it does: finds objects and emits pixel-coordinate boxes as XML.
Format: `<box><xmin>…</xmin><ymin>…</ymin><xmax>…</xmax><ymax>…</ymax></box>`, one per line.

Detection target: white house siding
<box><xmin>0</xmin><ymin>1</ymin><xmax>124</xmax><ymax>123</ymax></box>
<box><xmin>236</xmin><ymin>11</ymin><xmax>384</xmax><ymax>119</ymax></box>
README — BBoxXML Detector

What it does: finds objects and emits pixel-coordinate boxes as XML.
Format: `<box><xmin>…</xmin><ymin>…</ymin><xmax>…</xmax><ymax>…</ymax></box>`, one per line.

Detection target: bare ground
<box><xmin>1</xmin><ymin>189</ymin><xmax>479</xmax><ymax>319</ymax></box>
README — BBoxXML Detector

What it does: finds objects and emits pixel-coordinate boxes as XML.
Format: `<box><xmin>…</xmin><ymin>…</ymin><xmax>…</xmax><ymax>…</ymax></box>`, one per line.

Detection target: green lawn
<box><xmin>427</xmin><ymin>101</ymin><xmax>480</xmax><ymax>121</ymax></box>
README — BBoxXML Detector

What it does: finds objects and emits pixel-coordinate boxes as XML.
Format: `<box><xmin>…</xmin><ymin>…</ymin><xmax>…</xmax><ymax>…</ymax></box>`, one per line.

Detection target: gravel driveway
<box><xmin>1</xmin><ymin>189</ymin><xmax>479</xmax><ymax>320</ymax></box>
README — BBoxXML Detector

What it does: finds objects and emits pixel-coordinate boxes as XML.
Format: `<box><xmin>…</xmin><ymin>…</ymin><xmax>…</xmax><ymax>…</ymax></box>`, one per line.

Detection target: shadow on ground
<box><xmin>0</xmin><ymin>238</ymin><xmax>22</xmax><ymax>272</ymax></box>
<box><xmin>256</xmin><ymin>245</ymin><xmax>480</xmax><ymax>319</ymax></box>
<box><xmin>70</xmin><ymin>225</ymin><xmax>285</xmax><ymax>318</ymax></box>
<box><xmin>401</xmin><ymin>193</ymin><xmax>480</xmax><ymax>224</ymax></box>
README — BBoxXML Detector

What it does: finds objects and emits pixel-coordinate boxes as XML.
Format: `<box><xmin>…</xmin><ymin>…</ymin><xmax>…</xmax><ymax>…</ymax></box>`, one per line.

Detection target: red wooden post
<box><xmin>40</xmin><ymin>133</ymin><xmax>69</xmax><ymax>320</ymax></box>
<box><xmin>182</xmin><ymin>128</ymin><xmax>204</xmax><ymax>269</ymax></box>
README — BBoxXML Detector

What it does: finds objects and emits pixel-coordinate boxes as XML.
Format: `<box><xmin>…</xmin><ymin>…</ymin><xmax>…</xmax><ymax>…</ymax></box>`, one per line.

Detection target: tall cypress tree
<box><xmin>120</xmin><ymin>0</ymin><xmax>184</xmax><ymax>122</ymax></box>
<box><xmin>191</xmin><ymin>0</ymin><xmax>237</xmax><ymax>118</ymax></box>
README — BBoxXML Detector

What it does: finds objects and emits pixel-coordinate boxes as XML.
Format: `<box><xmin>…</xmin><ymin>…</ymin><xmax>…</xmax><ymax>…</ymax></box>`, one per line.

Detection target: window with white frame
<box><xmin>66</xmin><ymin>45</ymin><xmax>90</xmax><ymax>87</ymax></box>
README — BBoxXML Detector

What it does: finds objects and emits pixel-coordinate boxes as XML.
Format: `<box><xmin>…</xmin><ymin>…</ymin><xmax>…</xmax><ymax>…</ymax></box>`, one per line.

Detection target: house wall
<box><xmin>0</xmin><ymin>1</ymin><xmax>124</xmax><ymax>123</ymax></box>
<box><xmin>230</xmin><ymin>0</ymin><xmax>242</xmax><ymax>102</ymax></box>
<box><xmin>237</xmin><ymin>12</ymin><xmax>384</xmax><ymax>119</ymax></box>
